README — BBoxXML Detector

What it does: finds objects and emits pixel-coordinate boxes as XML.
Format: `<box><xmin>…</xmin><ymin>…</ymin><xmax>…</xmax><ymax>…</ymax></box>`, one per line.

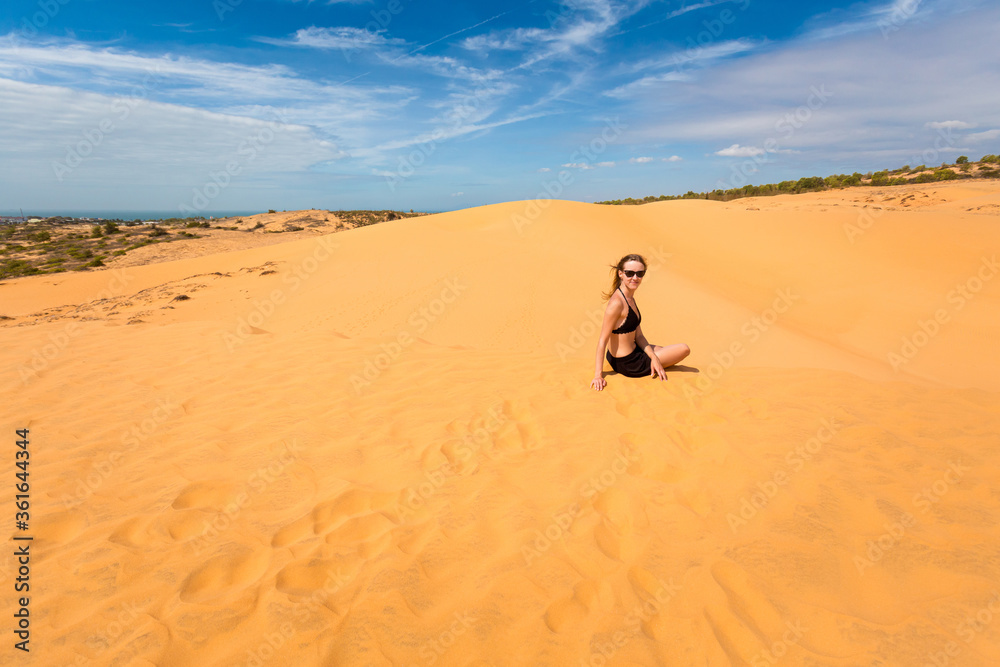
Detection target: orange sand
<box><xmin>2</xmin><ymin>181</ymin><xmax>999</xmax><ymax>666</ymax></box>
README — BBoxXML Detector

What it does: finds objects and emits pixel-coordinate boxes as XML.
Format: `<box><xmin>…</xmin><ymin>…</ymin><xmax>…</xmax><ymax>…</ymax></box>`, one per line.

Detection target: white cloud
<box><xmin>537</xmin><ymin>167</ymin><xmax>551</xmax><ymax>172</ymax></box>
<box><xmin>604</xmin><ymin>70</ymin><xmax>689</xmax><ymax>98</ymax></box>
<box><xmin>629</xmin><ymin>157</ymin><xmax>654</xmax><ymax>163</ymax></box>
<box><xmin>259</xmin><ymin>26</ymin><xmax>406</xmax><ymax>50</ymax></box>
<box><xmin>596</xmin><ymin>161</ymin><xmax>615</xmax><ymax>167</ymax></box>
<box><xmin>925</xmin><ymin>120</ymin><xmax>974</xmax><ymax>130</ymax></box>
<box><xmin>606</xmin><ymin>39</ymin><xmax>761</xmax><ymax>98</ymax></box>
<box><xmin>801</xmin><ymin>0</ymin><xmax>931</xmax><ymax>41</ymax></box>
<box><xmin>663</xmin><ymin>155</ymin><xmax>683</xmax><ymax>162</ymax></box>
<box><xmin>464</xmin><ymin>0</ymin><xmax>650</xmax><ymax>75</ymax></box>
<box><xmin>0</xmin><ymin>78</ymin><xmax>343</xmax><ymax>210</ymax></box>
<box><xmin>625</xmin><ymin>38</ymin><xmax>761</xmax><ymax>75</ymax></box>
<box><xmin>562</xmin><ymin>162</ymin><xmax>594</xmax><ymax>170</ymax></box>
<box><xmin>966</xmin><ymin>129</ymin><xmax>1000</xmax><ymax>142</ymax></box>
<box><xmin>258</xmin><ymin>27</ymin><xmax>502</xmax><ymax>82</ymax></box>
<box><xmin>0</xmin><ymin>37</ymin><xmax>410</xmax><ymax>115</ymax></box>
<box><xmin>715</xmin><ymin>144</ymin><xmax>764</xmax><ymax>157</ymax></box>
<box><xmin>451</xmin><ymin>191</ymin><xmax>464</xmax><ymax>197</ymax></box>
<box><xmin>621</xmin><ymin>2</ymin><xmax>1000</xmax><ymax>165</ymax></box>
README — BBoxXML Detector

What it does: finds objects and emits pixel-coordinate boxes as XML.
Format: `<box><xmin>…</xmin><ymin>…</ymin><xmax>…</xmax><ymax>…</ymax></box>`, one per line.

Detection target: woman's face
<box><xmin>619</xmin><ymin>260</ymin><xmax>645</xmax><ymax>290</ymax></box>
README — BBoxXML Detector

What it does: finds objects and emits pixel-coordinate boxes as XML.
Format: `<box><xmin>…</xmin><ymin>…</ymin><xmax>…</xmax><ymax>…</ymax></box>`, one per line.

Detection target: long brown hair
<box><xmin>602</xmin><ymin>253</ymin><xmax>647</xmax><ymax>301</ymax></box>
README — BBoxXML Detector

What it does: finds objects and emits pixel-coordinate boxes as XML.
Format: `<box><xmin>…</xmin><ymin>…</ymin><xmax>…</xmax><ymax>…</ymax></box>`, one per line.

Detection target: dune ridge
<box><xmin>2</xmin><ymin>181</ymin><xmax>999</xmax><ymax>665</ymax></box>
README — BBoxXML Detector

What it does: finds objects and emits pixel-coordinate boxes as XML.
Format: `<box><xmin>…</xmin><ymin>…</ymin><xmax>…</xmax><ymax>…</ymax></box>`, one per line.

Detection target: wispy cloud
<box><xmin>966</xmin><ymin>129</ymin><xmax>1000</xmax><ymax>143</ymax></box>
<box><xmin>604</xmin><ymin>39</ymin><xmax>761</xmax><ymax>98</ymax></box>
<box><xmin>925</xmin><ymin>120</ymin><xmax>974</xmax><ymax>130</ymax></box>
<box><xmin>715</xmin><ymin>144</ymin><xmax>763</xmax><ymax>157</ymax></box>
<box><xmin>257</xmin><ymin>26</ymin><xmax>406</xmax><ymax>50</ymax></box>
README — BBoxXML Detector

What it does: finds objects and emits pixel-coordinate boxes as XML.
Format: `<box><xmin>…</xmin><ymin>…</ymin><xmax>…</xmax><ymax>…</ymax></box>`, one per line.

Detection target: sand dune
<box><xmin>2</xmin><ymin>181</ymin><xmax>999</xmax><ymax>666</ymax></box>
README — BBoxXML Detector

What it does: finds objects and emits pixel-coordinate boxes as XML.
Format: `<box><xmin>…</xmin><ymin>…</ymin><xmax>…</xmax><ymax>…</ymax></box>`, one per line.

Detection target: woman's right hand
<box><xmin>591</xmin><ymin>376</ymin><xmax>606</xmax><ymax>391</ymax></box>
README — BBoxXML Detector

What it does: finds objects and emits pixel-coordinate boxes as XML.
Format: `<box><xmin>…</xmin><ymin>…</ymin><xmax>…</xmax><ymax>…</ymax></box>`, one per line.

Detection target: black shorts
<box><xmin>606</xmin><ymin>346</ymin><xmax>651</xmax><ymax>378</ymax></box>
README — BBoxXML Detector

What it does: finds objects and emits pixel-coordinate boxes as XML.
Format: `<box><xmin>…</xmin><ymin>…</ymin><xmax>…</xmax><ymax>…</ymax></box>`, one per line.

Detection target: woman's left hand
<box><xmin>650</xmin><ymin>358</ymin><xmax>666</xmax><ymax>381</ymax></box>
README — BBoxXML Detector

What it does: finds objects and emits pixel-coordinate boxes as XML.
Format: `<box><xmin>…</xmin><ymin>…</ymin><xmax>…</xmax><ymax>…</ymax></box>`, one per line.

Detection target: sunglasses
<box><xmin>622</xmin><ymin>269</ymin><xmax>646</xmax><ymax>278</ymax></box>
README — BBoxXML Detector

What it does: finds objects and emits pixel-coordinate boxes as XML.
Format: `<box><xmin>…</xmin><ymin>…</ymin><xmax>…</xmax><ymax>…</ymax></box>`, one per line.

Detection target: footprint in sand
<box><xmin>677</xmin><ymin>560</ymin><xmax>814</xmax><ymax>665</ymax></box>
<box><xmin>271</xmin><ymin>486</ymin><xmax>398</xmax><ymax>557</ymax></box>
<box><xmin>544</xmin><ymin>579</ymin><xmax>615</xmax><ymax>632</ymax></box>
<box><xmin>442</xmin><ymin>399</ymin><xmax>542</xmax><ymax>460</ymax></box>
<box><xmin>171</xmin><ymin>480</ymin><xmax>239</xmax><ymax>511</ymax></box>
<box><xmin>591</xmin><ymin>482</ymin><xmax>651</xmax><ymax>563</ymax></box>
<box><xmin>275</xmin><ymin>553</ymin><xmax>361</xmax><ymax>602</ymax></box>
<box><xmin>32</xmin><ymin>509</ymin><xmax>87</xmax><ymax>549</ymax></box>
<box><xmin>179</xmin><ymin>548</ymin><xmax>270</xmax><ymax>604</ymax></box>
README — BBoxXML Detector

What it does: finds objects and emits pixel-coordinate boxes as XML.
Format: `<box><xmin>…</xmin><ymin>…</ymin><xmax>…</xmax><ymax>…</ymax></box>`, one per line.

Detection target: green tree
<box><xmin>956</xmin><ymin>156</ymin><xmax>968</xmax><ymax>164</ymax></box>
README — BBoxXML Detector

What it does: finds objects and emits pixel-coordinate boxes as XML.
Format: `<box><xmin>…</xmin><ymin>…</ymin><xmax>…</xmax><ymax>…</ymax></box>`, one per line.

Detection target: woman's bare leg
<box><xmin>653</xmin><ymin>343</ymin><xmax>690</xmax><ymax>368</ymax></box>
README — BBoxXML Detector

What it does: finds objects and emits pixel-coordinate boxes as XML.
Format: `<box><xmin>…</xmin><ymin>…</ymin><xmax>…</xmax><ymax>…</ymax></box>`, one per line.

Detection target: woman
<box><xmin>591</xmin><ymin>253</ymin><xmax>690</xmax><ymax>391</ymax></box>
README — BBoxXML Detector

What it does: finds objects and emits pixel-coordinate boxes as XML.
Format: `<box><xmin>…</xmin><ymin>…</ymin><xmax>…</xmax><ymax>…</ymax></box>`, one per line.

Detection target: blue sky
<box><xmin>1</xmin><ymin>0</ymin><xmax>998</xmax><ymax>214</ymax></box>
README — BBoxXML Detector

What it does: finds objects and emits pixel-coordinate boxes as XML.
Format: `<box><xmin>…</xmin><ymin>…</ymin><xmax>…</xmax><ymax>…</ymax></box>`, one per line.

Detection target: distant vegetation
<box><xmin>0</xmin><ymin>217</ymin><xmax>209</xmax><ymax>280</ymax></box>
<box><xmin>597</xmin><ymin>154</ymin><xmax>1000</xmax><ymax>205</ymax></box>
<box><xmin>0</xmin><ymin>209</ymin><xmax>429</xmax><ymax>280</ymax></box>
<box><xmin>328</xmin><ymin>209</ymin><xmax>427</xmax><ymax>228</ymax></box>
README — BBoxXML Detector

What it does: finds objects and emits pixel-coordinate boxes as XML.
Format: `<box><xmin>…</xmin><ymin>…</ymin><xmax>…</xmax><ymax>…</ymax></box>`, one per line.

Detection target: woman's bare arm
<box><xmin>594</xmin><ymin>299</ymin><xmax>624</xmax><ymax>379</ymax></box>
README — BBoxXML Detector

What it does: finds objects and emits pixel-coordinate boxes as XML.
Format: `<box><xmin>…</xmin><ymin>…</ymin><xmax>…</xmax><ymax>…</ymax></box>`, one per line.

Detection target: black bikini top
<box><xmin>611</xmin><ymin>286</ymin><xmax>641</xmax><ymax>334</ymax></box>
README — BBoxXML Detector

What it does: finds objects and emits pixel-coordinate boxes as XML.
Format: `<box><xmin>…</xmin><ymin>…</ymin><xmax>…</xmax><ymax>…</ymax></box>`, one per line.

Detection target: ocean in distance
<box><xmin>2</xmin><ymin>208</ymin><xmax>449</xmax><ymax>220</ymax></box>
<box><xmin>2</xmin><ymin>210</ymin><xmax>266</xmax><ymax>221</ymax></box>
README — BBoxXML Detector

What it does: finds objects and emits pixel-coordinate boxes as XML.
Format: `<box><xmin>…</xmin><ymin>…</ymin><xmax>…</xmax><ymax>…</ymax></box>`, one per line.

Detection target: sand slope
<box><xmin>2</xmin><ymin>181</ymin><xmax>999</xmax><ymax>666</ymax></box>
